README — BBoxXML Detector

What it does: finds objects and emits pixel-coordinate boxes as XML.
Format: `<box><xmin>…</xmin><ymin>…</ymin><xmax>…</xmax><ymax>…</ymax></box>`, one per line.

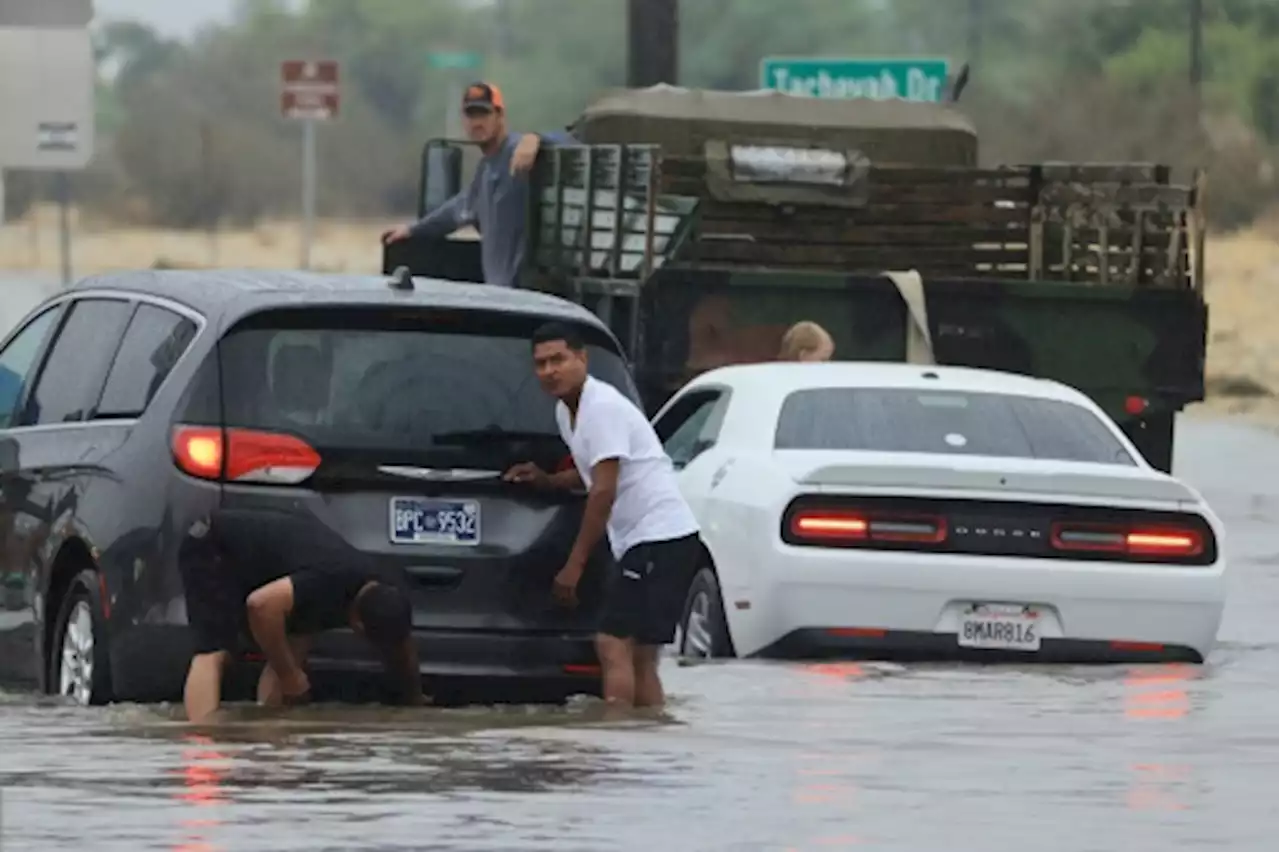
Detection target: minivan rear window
<box><xmin>205</xmin><ymin>307</ymin><xmax>636</xmax><ymax>462</ymax></box>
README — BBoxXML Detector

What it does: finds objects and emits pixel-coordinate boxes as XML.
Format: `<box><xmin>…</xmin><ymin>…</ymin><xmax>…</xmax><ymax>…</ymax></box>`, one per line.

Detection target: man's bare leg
<box><xmin>184</xmin><ymin>650</ymin><xmax>230</xmax><ymax>723</ymax></box>
<box><xmin>595</xmin><ymin>633</ymin><xmax>637</xmax><ymax>708</ymax></box>
<box><xmin>632</xmin><ymin>645</ymin><xmax>664</xmax><ymax>709</ymax></box>
<box><xmin>256</xmin><ymin>636</ymin><xmax>312</xmax><ymax>706</ymax></box>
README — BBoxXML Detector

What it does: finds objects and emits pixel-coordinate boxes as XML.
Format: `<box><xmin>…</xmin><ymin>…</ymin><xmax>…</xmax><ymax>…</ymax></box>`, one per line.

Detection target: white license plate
<box><xmin>957</xmin><ymin>604</ymin><xmax>1041</xmax><ymax>651</ymax></box>
<box><xmin>390</xmin><ymin>497</ymin><xmax>479</xmax><ymax>545</ymax></box>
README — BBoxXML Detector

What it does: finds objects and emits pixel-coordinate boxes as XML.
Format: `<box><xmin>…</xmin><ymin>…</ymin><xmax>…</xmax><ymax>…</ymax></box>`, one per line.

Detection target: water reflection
<box><xmin>1123</xmin><ymin>663</ymin><xmax>1194</xmax><ymax>720</ymax></box>
<box><xmin>785</xmin><ymin>662</ymin><xmax>873</xmax><ymax>849</ymax></box>
<box><xmin>172</xmin><ymin>734</ymin><xmax>229</xmax><ymax>851</ymax></box>
<box><xmin>1122</xmin><ymin>664</ymin><xmax>1198</xmax><ymax>815</ymax></box>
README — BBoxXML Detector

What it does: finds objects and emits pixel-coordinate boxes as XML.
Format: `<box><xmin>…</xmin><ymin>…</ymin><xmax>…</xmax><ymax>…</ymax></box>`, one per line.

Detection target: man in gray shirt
<box><xmin>382</xmin><ymin>82</ymin><xmax>575</xmax><ymax>287</ymax></box>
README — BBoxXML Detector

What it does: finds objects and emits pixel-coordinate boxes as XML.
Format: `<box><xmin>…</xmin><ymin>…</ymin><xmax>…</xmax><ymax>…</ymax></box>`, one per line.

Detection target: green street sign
<box><xmin>760</xmin><ymin>57</ymin><xmax>950</xmax><ymax>102</ymax></box>
<box><xmin>428</xmin><ymin>51</ymin><xmax>482</xmax><ymax>71</ymax></box>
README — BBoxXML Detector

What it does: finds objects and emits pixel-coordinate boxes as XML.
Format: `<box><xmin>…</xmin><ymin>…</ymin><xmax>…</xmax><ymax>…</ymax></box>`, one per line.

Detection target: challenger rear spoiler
<box><xmin>796</xmin><ymin>463</ymin><xmax>1198</xmax><ymax>505</ymax></box>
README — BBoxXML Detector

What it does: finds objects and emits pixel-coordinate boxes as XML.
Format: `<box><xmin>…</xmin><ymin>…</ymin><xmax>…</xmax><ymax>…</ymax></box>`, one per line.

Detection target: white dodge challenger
<box><xmin>653</xmin><ymin>362</ymin><xmax>1226</xmax><ymax>664</ymax></box>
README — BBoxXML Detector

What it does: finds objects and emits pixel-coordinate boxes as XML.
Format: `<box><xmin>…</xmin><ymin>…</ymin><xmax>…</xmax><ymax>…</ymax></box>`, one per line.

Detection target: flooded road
<box><xmin>0</xmin><ymin>416</ymin><xmax>1273</xmax><ymax>851</ymax></box>
<box><xmin>0</xmin><ymin>272</ymin><xmax>1274</xmax><ymax>850</ymax></box>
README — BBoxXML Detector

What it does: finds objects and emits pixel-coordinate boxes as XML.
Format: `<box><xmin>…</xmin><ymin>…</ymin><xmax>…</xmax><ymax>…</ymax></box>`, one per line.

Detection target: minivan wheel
<box><xmin>51</xmin><ymin>570</ymin><xmax>113</xmax><ymax>706</ymax></box>
<box><xmin>676</xmin><ymin>568</ymin><xmax>733</xmax><ymax>659</ymax></box>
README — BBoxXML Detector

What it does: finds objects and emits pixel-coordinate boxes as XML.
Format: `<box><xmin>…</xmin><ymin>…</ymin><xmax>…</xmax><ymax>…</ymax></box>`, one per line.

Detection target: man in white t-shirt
<box><xmin>503</xmin><ymin>321</ymin><xmax>701</xmax><ymax>710</ymax></box>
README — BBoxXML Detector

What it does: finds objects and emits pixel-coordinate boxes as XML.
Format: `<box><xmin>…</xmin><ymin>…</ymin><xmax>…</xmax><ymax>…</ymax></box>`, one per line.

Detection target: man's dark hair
<box><xmin>531</xmin><ymin>321</ymin><xmax>586</xmax><ymax>352</ymax></box>
<box><xmin>355</xmin><ymin>583</ymin><xmax>412</xmax><ymax>647</ymax></box>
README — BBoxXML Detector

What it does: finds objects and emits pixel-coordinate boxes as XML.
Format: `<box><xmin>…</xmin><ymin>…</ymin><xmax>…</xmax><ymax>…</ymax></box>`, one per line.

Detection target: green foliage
<box><xmin>73</xmin><ymin>0</ymin><xmax>1276</xmax><ymax>228</ymax></box>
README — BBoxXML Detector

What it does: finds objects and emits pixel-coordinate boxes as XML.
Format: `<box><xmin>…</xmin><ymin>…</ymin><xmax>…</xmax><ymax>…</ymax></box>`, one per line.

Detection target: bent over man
<box><xmin>504</xmin><ymin>322</ymin><xmax>701</xmax><ymax>709</ymax></box>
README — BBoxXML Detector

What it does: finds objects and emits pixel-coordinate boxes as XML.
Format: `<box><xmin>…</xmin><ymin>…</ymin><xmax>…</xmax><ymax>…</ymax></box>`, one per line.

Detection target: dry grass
<box><xmin>0</xmin><ymin>205</ymin><xmax>393</xmax><ymax>275</ymax></box>
<box><xmin>1</xmin><ymin>204</ymin><xmax>1275</xmax><ymax>424</ymax></box>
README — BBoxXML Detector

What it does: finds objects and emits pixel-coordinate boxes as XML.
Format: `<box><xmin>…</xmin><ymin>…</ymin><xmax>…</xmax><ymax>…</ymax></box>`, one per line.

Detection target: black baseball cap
<box><xmin>462</xmin><ymin>81</ymin><xmax>505</xmax><ymax>113</ymax></box>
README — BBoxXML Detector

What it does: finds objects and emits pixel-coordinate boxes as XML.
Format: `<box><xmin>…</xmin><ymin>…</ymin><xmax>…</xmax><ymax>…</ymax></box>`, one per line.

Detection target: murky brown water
<box><xmin>0</xmin><ymin>414</ymin><xmax>1275</xmax><ymax>851</ymax></box>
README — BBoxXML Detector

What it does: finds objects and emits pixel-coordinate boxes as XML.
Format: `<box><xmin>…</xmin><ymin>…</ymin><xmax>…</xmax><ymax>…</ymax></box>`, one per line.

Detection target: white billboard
<box><xmin>0</xmin><ymin>3</ymin><xmax>95</xmax><ymax>169</ymax></box>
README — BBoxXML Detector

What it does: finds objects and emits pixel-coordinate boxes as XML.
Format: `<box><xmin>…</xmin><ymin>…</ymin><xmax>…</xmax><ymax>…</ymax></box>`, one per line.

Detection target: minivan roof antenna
<box><xmin>388</xmin><ymin>265</ymin><xmax>414</xmax><ymax>290</ymax></box>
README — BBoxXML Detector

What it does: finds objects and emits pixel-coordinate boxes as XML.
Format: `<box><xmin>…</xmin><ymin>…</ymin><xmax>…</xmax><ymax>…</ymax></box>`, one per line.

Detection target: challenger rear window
<box><xmin>774</xmin><ymin>387</ymin><xmax>1136</xmax><ymax>466</ymax></box>
<box><xmin>188</xmin><ymin>306</ymin><xmax>636</xmax><ymax>461</ymax></box>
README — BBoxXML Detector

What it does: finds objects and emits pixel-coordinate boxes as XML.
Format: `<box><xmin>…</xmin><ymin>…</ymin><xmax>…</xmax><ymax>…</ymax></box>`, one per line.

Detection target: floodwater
<box><xmin>0</xmin><ymin>273</ymin><xmax>1275</xmax><ymax>850</ymax></box>
<box><xmin>0</xmin><ymin>417</ymin><xmax>1273</xmax><ymax>851</ymax></box>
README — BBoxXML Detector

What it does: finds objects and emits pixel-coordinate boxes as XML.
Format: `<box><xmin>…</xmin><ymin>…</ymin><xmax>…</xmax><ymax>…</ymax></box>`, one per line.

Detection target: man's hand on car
<box><xmin>381</xmin><ymin>224</ymin><xmax>412</xmax><ymax>245</ymax></box>
<box><xmin>503</xmin><ymin>461</ymin><xmax>550</xmax><ymax>488</ymax></box>
<box><xmin>510</xmin><ymin>133</ymin><xmax>542</xmax><ymax>175</ymax></box>
<box><xmin>552</xmin><ymin>561</ymin><xmax>583</xmax><ymax>608</ymax></box>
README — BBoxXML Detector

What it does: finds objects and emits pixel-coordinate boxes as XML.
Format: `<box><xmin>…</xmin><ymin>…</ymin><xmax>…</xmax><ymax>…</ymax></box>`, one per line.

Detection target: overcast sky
<box><xmin>93</xmin><ymin>0</ymin><xmax>237</xmax><ymax>38</ymax></box>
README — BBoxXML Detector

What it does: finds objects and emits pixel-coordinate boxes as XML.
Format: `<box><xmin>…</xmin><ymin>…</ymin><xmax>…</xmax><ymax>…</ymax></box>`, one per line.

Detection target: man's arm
<box><xmin>245</xmin><ymin>577</ymin><xmax>309</xmax><ymax>698</ymax></box>
<box><xmin>553</xmin><ymin>410</ymin><xmax>629</xmax><ymax>603</ymax></box>
<box><xmin>538</xmin><ymin>129</ymin><xmax>577</xmax><ymax>146</ymax></box>
<box><xmin>567</xmin><ymin>458</ymin><xmax>618</xmax><ymax>570</ymax></box>
<box><xmin>407</xmin><ymin>190</ymin><xmax>471</xmax><ymax>240</ymax></box>
<box><xmin>550</xmin><ymin>466</ymin><xmax>584</xmax><ymax>490</ymax></box>
<box><xmin>511</xmin><ymin>129</ymin><xmax>579</xmax><ymax>175</ymax></box>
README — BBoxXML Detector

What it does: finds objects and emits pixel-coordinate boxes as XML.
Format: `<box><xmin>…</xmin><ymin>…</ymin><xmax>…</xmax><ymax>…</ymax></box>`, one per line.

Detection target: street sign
<box><xmin>428</xmin><ymin>51</ymin><xmax>482</xmax><ymax>71</ymax></box>
<box><xmin>0</xmin><ymin>27</ymin><xmax>95</xmax><ymax>169</ymax></box>
<box><xmin>760</xmin><ymin>57</ymin><xmax>950</xmax><ymax>102</ymax></box>
<box><xmin>0</xmin><ymin>0</ymin><xmax>92</xmax><ymax>27</ymax></box>
<box><xmin>280</xmin><ymin>59</ymin><xmax>340</xmax><ymax>120</ymax></box>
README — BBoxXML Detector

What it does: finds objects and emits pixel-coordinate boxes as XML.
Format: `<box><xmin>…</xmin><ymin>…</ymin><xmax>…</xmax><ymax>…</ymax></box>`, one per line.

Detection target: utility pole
<box><xmin>967</xmin><ymin>0</ymin><xmax>983</xmax><ymax>79</ymax></box>
<box><xmin>626</xmin><ymin>0</ymin><xmax>678</xmax><ymax>88</ymax></box>
<box><xmin>1188</xmin><ymin>0</ymin><xmax>1203</xmax><ymax>91</ymax></box>
<box><xmin>494</xmin><ymin>0</ymin><xmax>513</xmax><ymax>59</ymax></box>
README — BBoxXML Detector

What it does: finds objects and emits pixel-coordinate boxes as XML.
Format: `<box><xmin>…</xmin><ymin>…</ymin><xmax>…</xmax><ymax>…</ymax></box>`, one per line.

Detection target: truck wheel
<box><xmin>1124</xmin><ymin>413</ymin><xmax>1175</xmax><ymax>473</ymax></box>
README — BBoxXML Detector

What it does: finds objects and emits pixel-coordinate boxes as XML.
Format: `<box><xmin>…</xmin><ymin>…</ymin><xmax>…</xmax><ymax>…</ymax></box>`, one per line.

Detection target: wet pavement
<box><xmin>0</xmin><ymin>272</ymin><xmax>1275</xmax><ymax>850</ymax></box>
<box><xmin>0</xmin><ymin>416</ymin><xmax>1272</xmax><ymax>851</ymax></box>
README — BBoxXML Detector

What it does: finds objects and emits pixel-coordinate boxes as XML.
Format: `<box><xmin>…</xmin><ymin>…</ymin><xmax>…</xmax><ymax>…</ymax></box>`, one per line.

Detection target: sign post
<box><xmin>0</xmin><ymin>0</ymin><xmax>95</xmax><ymax>285</ymax></box>
<box><xmin>280</xmin><ymin>59</ymin><xmax>340</xmax><ymax>270</ymax></box>
<box><xmin>427</xmin><ymin>51</ymin><xmax>483</xmax><ymax>139</ymax></box>
<box><xmin>759</xmin><ymin>57</ymin><xmax>950</xmax><ymax>102</ymax></box>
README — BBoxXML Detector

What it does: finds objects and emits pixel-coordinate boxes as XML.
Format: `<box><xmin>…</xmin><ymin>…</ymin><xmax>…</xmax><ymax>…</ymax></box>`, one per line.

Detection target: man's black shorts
<box><xmin>180</xmin><ymin>549</ymin><xmax>252</xmax><ymax>656</ymax></box>
<box><xmin>598</xmin><ymin>533</ymin><xmax>701</xmax><ymax>645</ymax></box>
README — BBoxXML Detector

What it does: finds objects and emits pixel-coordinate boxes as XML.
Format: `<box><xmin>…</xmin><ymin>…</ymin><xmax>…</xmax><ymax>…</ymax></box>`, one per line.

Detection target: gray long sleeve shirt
<box><xmin>408</xmin><ymin>130</ymin><xmax>575</xmax><ymax>287</ymax></box>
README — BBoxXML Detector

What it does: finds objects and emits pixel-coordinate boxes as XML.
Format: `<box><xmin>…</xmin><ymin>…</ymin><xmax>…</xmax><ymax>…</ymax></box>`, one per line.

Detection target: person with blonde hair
<box><xmin>779</xmin><ymin>321</ymin><xmax>835</xmax><ymax>362</ymax></box>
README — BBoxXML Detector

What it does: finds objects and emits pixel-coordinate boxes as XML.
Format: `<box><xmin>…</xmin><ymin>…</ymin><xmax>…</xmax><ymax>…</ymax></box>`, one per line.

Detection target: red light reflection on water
<box><xmin>171</xmin><ymin>734</ymin><xmax>229</xmax><ymax>852</ymax></box>
<box><xmin>783</xmin><ymin>662</ymin><xmax>871</xmax><ymax>848</ymax></box>
<box><xmin>1122</xmin><ymin>664</ymin><xmax>1196</xmax><ymax>812</ymax></box>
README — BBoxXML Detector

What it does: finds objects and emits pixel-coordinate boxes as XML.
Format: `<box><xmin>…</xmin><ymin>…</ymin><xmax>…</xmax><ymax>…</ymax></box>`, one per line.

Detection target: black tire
<box><xmin>676</xmin><ymin>567</ymin><xmax>735</xmax><ymax>659</ymax></box>
<box><xmin>48</xmin><ymin>569</ymin><xmax>114</xmax><ymax>706</ymax></box>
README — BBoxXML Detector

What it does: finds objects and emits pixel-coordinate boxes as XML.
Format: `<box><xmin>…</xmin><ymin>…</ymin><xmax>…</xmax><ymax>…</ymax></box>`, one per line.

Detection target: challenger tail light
<box><xmin>172</xmin><ymin>426</ymin><xmax>322</xmax><ymax>485</ymax></box>
<box><xmin>1050</xmin><ymin>522</ymin><xmax>1204</xmax><ymax>559</ymax></box>
<box><xmin>787</xmin><ymin>508</ymin><xmax>947</xmax><ymax>546</ymax></box>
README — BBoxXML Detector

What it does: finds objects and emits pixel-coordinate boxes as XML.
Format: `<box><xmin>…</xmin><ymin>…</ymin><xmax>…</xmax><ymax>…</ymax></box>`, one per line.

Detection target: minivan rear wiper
<box><xmin>432</xmin><ymin>428</ymin><xmax>562</xmax><ymax>446</ymax></box>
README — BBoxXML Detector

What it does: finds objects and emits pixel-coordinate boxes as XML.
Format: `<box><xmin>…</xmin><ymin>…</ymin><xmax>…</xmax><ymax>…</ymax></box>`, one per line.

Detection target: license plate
<box><xmin>390</xmin><ymin>497</ymin><xmax>479</xmax><ymax>545</ymax></box>
<box><xmin>957</xmin><ymin>603</ymin><xmax>1041</xmax><ymax>652</ymax></box>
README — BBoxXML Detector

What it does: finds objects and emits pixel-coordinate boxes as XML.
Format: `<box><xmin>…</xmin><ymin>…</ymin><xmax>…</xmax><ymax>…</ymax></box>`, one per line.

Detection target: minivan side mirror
<box><xmin>418</xmin><ymin>140</ymin><xmax>464</xmax><ymax>218</ymax></box>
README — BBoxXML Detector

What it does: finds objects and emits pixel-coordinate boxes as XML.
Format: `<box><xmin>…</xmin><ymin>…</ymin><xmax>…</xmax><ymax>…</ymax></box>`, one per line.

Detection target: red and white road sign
<box><xmin>280</xmin><ymin>59</ymin><xmax>340</xmax><ymax>120</ymax></box>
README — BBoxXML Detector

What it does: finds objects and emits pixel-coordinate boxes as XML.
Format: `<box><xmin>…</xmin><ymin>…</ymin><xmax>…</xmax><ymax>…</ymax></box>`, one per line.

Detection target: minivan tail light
<box><xmin>787</xmin><ymin>509</ymin><xmax>946</xmax><ymax>546</ymax></box>
<box><xmin>173</xmin><ymin>426</ymin><xmax>223</xmax><ymax>479</ymax></box>
<box><xmin>172</xmin><ymin>426</ymin><xmax>322</xmax><ymax>485</ymax></box>
<box><xmin>1050</xmin><ymin>522</ymin><xmax>1204</xmax><ymax>559</ymax></box>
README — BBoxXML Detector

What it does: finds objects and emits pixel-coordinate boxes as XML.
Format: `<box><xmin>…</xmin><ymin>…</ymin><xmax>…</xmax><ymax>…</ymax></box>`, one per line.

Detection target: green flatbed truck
<box><xmin>382</xmin><ymin>85</ymin><xmax>1208</xmax><ymax>473</ymax></box>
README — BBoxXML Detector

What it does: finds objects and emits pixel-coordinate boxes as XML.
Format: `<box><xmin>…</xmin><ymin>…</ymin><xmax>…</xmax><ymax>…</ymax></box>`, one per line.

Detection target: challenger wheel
<box><xmin>676</xmin><ymin>568</ymin><xmax>734</xmax><ymax>659</ymax></box>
